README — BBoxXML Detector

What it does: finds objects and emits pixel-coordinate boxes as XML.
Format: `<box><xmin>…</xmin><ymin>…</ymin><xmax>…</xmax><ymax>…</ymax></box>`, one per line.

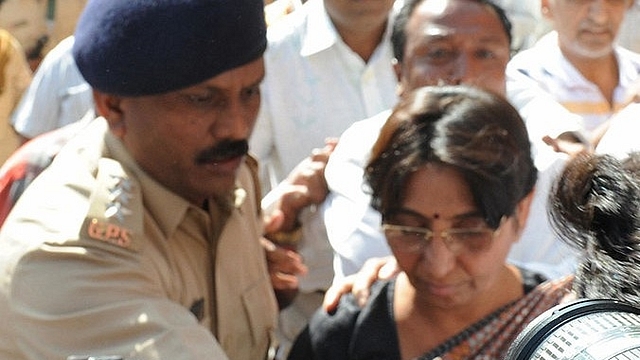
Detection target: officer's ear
<box><xmin>93</xmin><ymin>90</ymin><xmax>126</xmax><ymax>138</ymax></box>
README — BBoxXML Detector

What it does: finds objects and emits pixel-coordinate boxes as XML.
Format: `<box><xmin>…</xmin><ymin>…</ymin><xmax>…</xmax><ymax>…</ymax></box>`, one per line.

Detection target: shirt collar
<box><xmin>614</xmin><ymin>46</ymin><xmax>640</xmax><ymax>90</ymax></box>
<box><xmin>300</xmin><ymin>0</ymin><xmax>396</xmax><ymax>58</ymax></box>
<box><xmin>535</xmin><ymin>32</ymin><xmax>587</xmax><ymax>90</ymax></box>
<box><xmin>300</xmin><ymin>0</ymin><xmax>340</xmax><ymax>57</ymax></box>
<box><xmin>538</xmin><ymin>31</ymin><xmax>640</xmax><ymax>95</ymax></box>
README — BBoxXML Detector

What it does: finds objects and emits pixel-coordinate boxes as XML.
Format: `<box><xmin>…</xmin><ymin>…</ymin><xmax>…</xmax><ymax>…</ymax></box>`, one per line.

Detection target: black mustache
<box><xmin>196</xmin><ymin>140</ymin><xmax>249</xmax><ymax>164</ymax></box>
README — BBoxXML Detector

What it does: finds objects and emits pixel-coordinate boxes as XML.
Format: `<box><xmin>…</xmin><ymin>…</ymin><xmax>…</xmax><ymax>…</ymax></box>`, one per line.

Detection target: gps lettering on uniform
<box><xmin>87</xmin><ymin>218</ymin><xmax>132</xmax><ymax>248</ymax></box>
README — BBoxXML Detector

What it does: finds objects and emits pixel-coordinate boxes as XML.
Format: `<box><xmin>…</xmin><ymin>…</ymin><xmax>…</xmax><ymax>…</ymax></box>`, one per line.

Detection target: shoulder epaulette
<box><xmin>81</xmin><ymin>158</ymin><xmax>143</xmax><ymax>251</ymax></box>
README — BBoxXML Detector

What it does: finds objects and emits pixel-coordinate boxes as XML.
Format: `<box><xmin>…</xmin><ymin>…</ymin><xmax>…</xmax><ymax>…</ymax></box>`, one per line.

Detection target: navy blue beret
<box><xmin>73</xmin><ymin>0</ymin><xmax>267</xmax><ymax>96</ymax></box>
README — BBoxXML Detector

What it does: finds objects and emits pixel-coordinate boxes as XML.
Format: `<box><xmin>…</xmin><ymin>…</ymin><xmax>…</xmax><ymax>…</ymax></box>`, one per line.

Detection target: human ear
<box><xmin>93</xmin><ymin>90</ymin><xmax>126</xmax><ymax>138</ymax></box>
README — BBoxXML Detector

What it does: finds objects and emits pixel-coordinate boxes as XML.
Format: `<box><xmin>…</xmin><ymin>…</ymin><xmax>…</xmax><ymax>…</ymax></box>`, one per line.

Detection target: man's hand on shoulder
<box><xmin>322</xmin><ymin>256</ymin><xmax>399</xmax><ymax>314</ymax></box>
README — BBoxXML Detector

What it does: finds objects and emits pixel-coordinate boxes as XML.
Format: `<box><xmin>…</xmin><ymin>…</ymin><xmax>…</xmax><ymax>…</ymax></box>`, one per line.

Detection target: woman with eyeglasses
<box><xmin>287</xmin><ymin>85</ymin><xmax>573</xmax><ymax>360</ymax></box>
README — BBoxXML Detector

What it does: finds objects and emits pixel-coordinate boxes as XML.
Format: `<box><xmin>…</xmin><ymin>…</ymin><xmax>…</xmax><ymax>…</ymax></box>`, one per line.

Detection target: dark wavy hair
<box><xmin>391</xmin><ymin>0</ymin><xmax>513</xmax><ymax>63</ymax></box>
<box><xmin>549</xmin><ymin>152</ymin><xmax>640</xmax><ymax>303</ymax></box>
<box><xmin>365</xmin><ymin>85</ymin><xmax>536</xmax><ymax>229</ymax></box>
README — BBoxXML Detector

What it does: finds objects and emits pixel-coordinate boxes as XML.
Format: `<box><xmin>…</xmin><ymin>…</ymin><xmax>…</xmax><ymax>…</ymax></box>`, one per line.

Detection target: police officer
<box><xmin>0</xmin><ymin>0</ymin><xmax>280</xmax><ymax>359</ymax></box>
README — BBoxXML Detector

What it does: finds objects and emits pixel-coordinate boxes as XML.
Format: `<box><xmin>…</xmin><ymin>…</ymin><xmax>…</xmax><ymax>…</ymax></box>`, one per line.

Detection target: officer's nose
<box><xmin>210</xmin><ymin>99</ymin><xmax>253</xmax><ymax>140</ymax></box>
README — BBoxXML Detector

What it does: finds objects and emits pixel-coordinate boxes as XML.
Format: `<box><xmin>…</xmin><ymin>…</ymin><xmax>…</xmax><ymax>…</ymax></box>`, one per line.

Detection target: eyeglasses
<box><xmin>381</xmin><ymin>216</ymin><xmax>506</xmax><ymax>255</ymax></box>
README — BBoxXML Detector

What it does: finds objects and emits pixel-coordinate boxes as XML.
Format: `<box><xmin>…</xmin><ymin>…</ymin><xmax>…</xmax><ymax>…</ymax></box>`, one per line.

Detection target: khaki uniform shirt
<box><xmin>0</xmin><ymin>118</ymin><xmax>278</xmax><ymax>359</ymax></box>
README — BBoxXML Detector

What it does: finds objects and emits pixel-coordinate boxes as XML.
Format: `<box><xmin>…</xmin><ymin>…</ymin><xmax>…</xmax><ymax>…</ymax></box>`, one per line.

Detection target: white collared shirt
<box><xmin>252</xmin><ymin>0</ymin><xmax>399</xmax><ymax>292</ymax></box>
<box><xmin>505</xmin><ymin>31</ymin><xmax>640</xmax><ymax>279</ymax></box>
<box><xmin>508</xmin><ymin>32</ymin><xmax>640</xmax><ymax>142</ymax></box>
<box><xmin>251</xmin><ymin>0</ymin><xmax>399</xmax><ymax>192</ymax></box>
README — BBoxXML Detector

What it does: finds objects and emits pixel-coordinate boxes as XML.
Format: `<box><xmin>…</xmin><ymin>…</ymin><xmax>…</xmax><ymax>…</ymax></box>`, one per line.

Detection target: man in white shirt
<box><xmin>505</xmin><ymin>0</ymin><xmax>640</xmax><ymax>278</ymax></box>
<box><xmin>251</xmin><ymin>0</ymin><xmax>399</xmax><ymax>191</ymax></box>
<box><xmin>249</xmin><ymin>0</ymin><xmax>399</xmax><ymax>357</ymax></box>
